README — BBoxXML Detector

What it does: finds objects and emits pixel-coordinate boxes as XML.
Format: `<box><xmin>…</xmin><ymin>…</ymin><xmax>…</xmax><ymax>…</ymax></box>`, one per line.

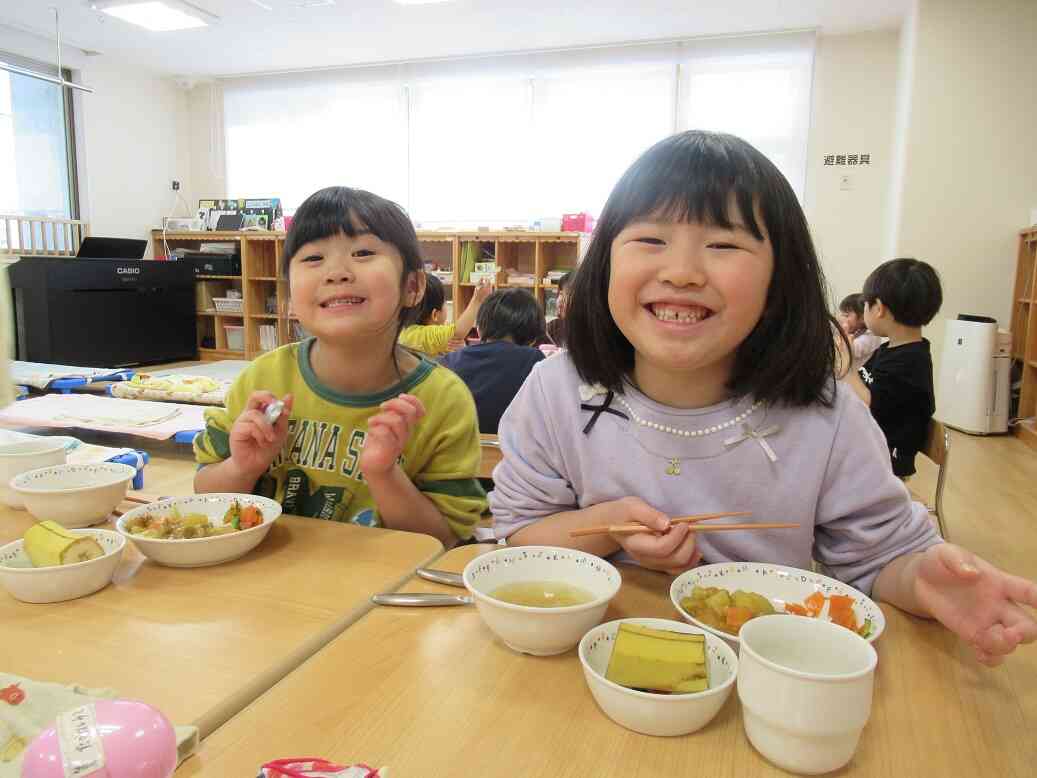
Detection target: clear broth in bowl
<box><xmin>490</xmin><ymin>581</ymin><xmax>595</xmax><ymax>608</ymax></box>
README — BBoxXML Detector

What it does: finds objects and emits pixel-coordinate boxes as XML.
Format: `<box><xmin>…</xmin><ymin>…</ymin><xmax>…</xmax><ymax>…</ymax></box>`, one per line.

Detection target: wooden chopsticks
<box><xmin>569</xmin><ymin>511</ymin><xmax>798</xmax><ymax>538</ymax></box>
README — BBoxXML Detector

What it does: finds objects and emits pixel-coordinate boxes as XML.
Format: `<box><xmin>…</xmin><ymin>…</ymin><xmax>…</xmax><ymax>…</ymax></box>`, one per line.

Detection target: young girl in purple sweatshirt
<box><xmin>489</xmin><ymin>130</ymin><xmax>1036</xmax><ymax>667</ymax></box>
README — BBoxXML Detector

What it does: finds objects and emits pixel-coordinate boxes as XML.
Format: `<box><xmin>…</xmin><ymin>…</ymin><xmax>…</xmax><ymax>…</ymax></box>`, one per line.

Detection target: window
<box><xmin>224</xmin><ymin>77</ymin><xmax>408</xmax><ymax>211</ymax></box>
<box><xmin>679</xmin><ymin>45</ymin><xmax>814</xmax><ymax>199</ymax></box>
<box><xmin>222</xmin><ymin>33</ymin><xmax>814</xmax><ymax>223</ymax></box>
<box><xmin>409</xmin><ymin>77</ymin><xmax>532</xmax><ymax>225</ymax></box>
<box><xmin>531</xmin><ymin>67</ymin><xmax>676</xmax><ymax>219</ymax></box>
<box><xmin>0</xmin><ymin>52</ymin><xmax>78</xmax><ymax>225</ymax></box>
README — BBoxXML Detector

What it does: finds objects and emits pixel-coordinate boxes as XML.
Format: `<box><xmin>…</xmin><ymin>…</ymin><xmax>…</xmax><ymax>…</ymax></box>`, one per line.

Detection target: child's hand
<box><xmin>360</xmin><ymin>394</ymin><xmax>425</xmax><ymax>478</ymax></box>
<box><xmin>229</xmin><ymin>392</ymin><xmax>293</xmax><ymax>478</ymax></box>
<box><xmin>607</xmin><ymin>497</ymin><xmax>701</xmax><ymax>576</ymax></box>
<box><xmin>913</xmin><ymin>544</ymin><xmax>1037</xmax><ymax>666</ymax></box>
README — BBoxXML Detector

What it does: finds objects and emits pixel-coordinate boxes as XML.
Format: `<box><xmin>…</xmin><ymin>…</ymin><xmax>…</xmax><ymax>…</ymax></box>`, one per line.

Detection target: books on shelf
<box><xmin>199</xmin><ymin>243</ymin><xmax>238</xmax><ymax>254</ymax></box>
<box><xmin>259</xmin><ymin>325</ymin><xmax>277</xmax><ymax>352</ymax></box>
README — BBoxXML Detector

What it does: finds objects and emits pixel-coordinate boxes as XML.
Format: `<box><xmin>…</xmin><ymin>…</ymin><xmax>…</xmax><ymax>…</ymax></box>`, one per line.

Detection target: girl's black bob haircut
<box><xmin>566</xmin><ymin>130</ymin><xmax>841</xmax><ymax>408</ymax></box>
<box><xmin>281</xmin><ymin>186</ymin><xmax>425</xmax><ymax>329</ymax></box>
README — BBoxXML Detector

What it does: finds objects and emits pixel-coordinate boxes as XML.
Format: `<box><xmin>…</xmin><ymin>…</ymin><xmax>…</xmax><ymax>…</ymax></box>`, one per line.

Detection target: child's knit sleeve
<box><xmin>812</xmin><ymin>388</ymin><xmax>942</xmax><ymax>594</ymax></box>
<box><xmin>488</xmin><ymin>363</ymin><xmax>578</xmax><ymax>539</ymax></box>
<box><xmin>193</xmin><ymin>370</ymin><xmax>253</xmax><ymax>466</ymax></box>
<box><xmin>398</xmin><ymin>324</ymin><xmax>456</xmax><ymax>356</ymax></box>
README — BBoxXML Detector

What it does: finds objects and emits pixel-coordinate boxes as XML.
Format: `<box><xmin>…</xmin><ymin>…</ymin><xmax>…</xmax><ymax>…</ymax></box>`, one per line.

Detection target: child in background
<box><xmin>195</xmin><ymin>186</ymin><xmax>486</xmax><ymax>545</ymax></box>
<box><xmin>441</xmin><ymin>288</ymin><xmax>546</xmax><ymax>434</ymax></box>
<box><xmin>839</xmin><ymin>259</ymin><xmax>941</xmax><ymax>479</ymax></box>
<box><xmin>398</xmin><ymin>274</ymin><xmax>492</xmax><ymax>356</ymax></box>
<box><xmin>489</xmin><ymin>131</ymin><xmax>1036</xmax><ymax>666</ymax></box>
<box><xmin>838</xmin><ymin>292</ymin><xmax>883</xmax><ymax>370</ymax></box>
<box><xmin>546</xmin><ymin>271</ymin><xmax>572</xmax><ymax>348</ymax></box>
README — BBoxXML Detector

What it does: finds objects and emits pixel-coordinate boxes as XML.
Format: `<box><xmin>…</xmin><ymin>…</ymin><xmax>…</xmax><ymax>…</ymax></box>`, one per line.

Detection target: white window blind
<box><xmin>222</xmin><ymin>32</ymin><xmax>814</xmax><ymax>221</ymax></box>
<box><xmin>408</xmin><ymin>77</ymin><xmax>532</xmax><ymax>225</ymax></box>
<box><xmin>679</xmin><ymin>36</ymin><xmax>814</xmax><ymax>199</ymax></box>
<box><xmin>531</xmin><ymin>66</ymin><xmax>676</xmax><ymax>219</ymax></box>
<box><xmin>224</xmin><ymin>75</ymin><xmax>408</xmax><ymax>210</ymax></box>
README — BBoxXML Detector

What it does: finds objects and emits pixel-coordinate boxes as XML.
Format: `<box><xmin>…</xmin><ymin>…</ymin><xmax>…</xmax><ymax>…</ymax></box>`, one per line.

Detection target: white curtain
<box><xmin>222</xmin><ymin>31</ymin><xmax>814</xmax><ymax>220</ymax></box>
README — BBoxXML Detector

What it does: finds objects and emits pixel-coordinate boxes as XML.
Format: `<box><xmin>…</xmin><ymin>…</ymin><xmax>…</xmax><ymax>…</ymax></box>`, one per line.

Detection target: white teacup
<box><xmin>0</xmin><ymin>440</ymin><xmax>68</xmax><ymax>508</ymax></box>
<box><xmin>737</xmin><ymin>614</ymin><xmax>878</xmax><ymax>775</ymax></box>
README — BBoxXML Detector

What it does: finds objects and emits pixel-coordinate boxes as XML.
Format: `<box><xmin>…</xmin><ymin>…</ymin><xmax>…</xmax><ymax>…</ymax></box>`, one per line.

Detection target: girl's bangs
<box><xmin>609</xmin><ymin>134</ymin><xmax>766</xmax><ymax>240</ymax></box>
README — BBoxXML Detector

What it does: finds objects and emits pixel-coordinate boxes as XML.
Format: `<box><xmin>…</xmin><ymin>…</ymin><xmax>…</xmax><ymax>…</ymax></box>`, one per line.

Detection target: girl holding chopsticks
<box><xmin>489</xmin><ymin>131</ymin><xmax>1036</xmax><ymax>665</ymax></box>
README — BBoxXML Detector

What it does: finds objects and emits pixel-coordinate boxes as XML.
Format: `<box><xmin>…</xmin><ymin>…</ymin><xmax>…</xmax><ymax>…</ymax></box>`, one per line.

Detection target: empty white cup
<box><xmin>0</xmin><ymin>439</ymin><xmax>68</xmax><ymax>508</ymax></box>
<box><xmin>737</xmin><ymin>614</ymin><xmax>877</xmax><ymax>775</ymax></box>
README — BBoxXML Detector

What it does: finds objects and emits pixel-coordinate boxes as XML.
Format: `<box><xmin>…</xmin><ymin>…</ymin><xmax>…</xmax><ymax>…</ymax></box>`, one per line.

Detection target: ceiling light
<box><xmin>92</xmin><ymin>1</ymin><xmax>216</xmax><ymax>31</ymax></box>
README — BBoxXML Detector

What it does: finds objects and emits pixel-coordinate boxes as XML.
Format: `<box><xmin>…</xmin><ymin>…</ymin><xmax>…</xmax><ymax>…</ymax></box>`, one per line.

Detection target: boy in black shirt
<box><xmin>840</xmin><ymin>258</ymin><xmax>943</xmax><ymax>477</ymax></box>
<box><xmin>441</xmin><ymin>289</ymin><xmax>546</xmax><ymax>434</ymax></box>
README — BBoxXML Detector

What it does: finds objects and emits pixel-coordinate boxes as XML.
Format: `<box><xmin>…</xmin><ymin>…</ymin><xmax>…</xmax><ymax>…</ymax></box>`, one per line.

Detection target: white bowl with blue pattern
<box><xmin>670</xmin><ymin>563</ymin><xmax>885</xmax><ymax>648</ymax></box>
<box><xmin>462</xmin><ymin>545</ymin><xmax>621</xmax><ymax>656</ymax></box>
<box><xmin>579</xmin><ymin>617</ymin><xmax>738</xmax><ymax>736</ymax></box>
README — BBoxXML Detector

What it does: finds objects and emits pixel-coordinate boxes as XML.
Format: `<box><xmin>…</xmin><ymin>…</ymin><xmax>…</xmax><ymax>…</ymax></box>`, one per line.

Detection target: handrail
<box><xmin>0</xmin><ymin>214</ymin><xmax>90</xmax><ymax>257</ymax></box>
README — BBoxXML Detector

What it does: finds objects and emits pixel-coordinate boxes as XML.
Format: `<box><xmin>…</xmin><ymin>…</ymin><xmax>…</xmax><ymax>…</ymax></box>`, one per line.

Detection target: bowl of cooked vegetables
<box><xmin>115</xmin><ymin>493</ymin><xmax>282</xmax><ymax>568</ymax></box>
<box><xmin>670</xmin><ymin>563</ymin><xmax>885</xmax><ymax>647</ymax></box>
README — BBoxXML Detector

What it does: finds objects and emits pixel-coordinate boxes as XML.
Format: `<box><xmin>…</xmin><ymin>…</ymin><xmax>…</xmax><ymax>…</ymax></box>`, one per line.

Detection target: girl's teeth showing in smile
<box><xmin>648</xmin><ymin>303</ymin><xmax>712</xmax><ymax>324</ymax></box>
<box><xmin>322</xmin><ymin>296</ymin><xmax>365</xmax><ymax>309</ymax></box>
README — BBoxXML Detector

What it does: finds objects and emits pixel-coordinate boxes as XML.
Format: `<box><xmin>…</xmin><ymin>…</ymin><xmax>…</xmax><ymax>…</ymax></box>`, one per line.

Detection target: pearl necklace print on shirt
<box><xmin>614</xmin><ymin>395</ymin><xmax>763</xmax><ymax>438</ymax></box>
<box><xmin>585</xmin><ymin>387</ymin><xmax>782</xmax><ymax>472</ymax></box>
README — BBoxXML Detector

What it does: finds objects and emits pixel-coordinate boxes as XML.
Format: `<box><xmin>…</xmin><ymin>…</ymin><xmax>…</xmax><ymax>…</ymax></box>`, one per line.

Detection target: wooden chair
<box><xmin>479</xmin><ymin>433</ymin><xmax>502</xmax><ymax>480</ymax></box>
<box><xmin>916</xmin><ymin>420</ymin><xmax>951</xmax><ymax>539</ymax></box>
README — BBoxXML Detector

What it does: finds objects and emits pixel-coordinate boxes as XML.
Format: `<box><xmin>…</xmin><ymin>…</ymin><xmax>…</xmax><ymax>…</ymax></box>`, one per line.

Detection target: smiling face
<box><xmin>607</xmin><ymin>210</ymin><xmax>773</xmax><ymax>405</ymax></box>
<box><xmin>287</xmin><ymin>229</ymin><xmax>423</xmax><ymax>347</ymax></box>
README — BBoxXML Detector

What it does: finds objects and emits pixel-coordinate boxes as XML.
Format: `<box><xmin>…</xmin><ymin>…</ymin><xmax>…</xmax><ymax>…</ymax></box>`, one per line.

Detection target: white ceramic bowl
<box><xmin>0</xmin><ymin>528</ymin><xmax>125</xmax><ymax>603</ymax></box>
<box><xmin>738</xmin><ymin>614</ymin><xmax>878</xmax><ymax>774</ymax></box>
<box><xmin>579</xmin><ymin>617</ymin><xmax>738</xmax><ymax>736</ymax></box>
<box><xmin>0</xmin><ymin>439</ymin><xmax>69</xmax><ymax>508</ymax></box>
<box><xmin>10</xmin><ymin>462</ymin><xmax>136</xmax><ymax>528</ymax></box>
<box><xmin>671</xmin><ymin>563</ymin><xmax>885</xmax><ymax>648</ymax></box>
<box><xmin>462</xmin><ymin>545</ymin><xmax>622</xmax><ymax>656</ymax></box>
<box><xmin>115</xmin><ymin>494</ymin><xmax>282</xmax><ymax>568</ymax></box>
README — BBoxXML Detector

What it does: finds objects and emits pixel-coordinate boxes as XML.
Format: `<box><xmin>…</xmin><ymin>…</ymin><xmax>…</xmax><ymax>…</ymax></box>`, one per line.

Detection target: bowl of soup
<box><xmin>462</xmin><ymin>545</ymin><xmax>622</xmax><ymax>656</ymax></box>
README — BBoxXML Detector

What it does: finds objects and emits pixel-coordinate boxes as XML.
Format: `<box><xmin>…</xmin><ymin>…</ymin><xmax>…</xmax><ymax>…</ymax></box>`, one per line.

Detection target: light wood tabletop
<box><xmin>180</xmin><ymin>543</ymin><xmax>1036</xmax><ymax>778</ymax></box>
<box><xmin>0</xmin><ymin>477</ymin><xmax>443</xmax><ymax>738</ymax></box>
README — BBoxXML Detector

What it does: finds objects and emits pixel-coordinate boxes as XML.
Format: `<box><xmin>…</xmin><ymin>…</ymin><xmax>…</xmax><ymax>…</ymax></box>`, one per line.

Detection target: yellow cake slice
<box><xmin>605</xmin><ymin>623</ymin><xmax>709</xmax><ymax>694</ymax></box>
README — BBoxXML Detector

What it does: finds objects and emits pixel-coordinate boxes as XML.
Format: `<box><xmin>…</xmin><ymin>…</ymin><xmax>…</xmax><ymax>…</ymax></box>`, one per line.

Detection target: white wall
<box><xmin>805</xmin><ymin>30</ymin><xmax>900</xmax><ymax>307</ymax></box>
<box><xmin>0</xmin><ymin>26</ymin><xmax>189</xmax><ymax>258</ymax></box>
<box><xmin>894</xmin><ymin>0</ymin><xmax>1037</xmax><ymax>380</ymax></box>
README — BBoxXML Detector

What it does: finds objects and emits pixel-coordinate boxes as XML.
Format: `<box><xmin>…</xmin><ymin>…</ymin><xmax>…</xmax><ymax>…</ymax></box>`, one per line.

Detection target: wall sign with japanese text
<box><xmin>823</xmin><ymin>154</ymin><xmax>871</xmax><ymax>166</ymax></box>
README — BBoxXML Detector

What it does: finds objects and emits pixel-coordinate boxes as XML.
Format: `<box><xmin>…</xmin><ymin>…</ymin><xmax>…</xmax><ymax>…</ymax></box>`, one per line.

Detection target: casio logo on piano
<box><xmin>116</xmin><ymin>267</ymin><xmax>141</xmax><ymax>275</ymax></box>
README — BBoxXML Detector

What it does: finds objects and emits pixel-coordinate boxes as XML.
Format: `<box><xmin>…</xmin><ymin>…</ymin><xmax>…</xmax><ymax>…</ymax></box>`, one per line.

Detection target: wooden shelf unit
<box><xmin>441</xmin><ymin>231</ymin><xmax>580</xmax><ymax>320</ymax></box>
<box><xmin>1012</xmin><ymin>227</ymin><xmax>1037</xmax><ymax>450</ymax></box>
<box><xmin>152</xmin><ymin>229</ymin><xmax>582</xmax><ymax>361</ymax></box>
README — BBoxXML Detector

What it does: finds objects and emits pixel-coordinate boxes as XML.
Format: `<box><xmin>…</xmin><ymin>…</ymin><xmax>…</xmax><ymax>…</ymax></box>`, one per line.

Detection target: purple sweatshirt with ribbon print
<box><xmin>488</xmin><ymin>354</ymin><xmax>940</xmax><ymax>595</ymax></box>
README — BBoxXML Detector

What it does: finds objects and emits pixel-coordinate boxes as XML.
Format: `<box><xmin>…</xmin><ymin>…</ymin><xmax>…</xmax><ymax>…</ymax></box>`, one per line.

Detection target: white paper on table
<box><xmin>0</xmin><ymin>394</ymin><xmax>208</xmax><ymax>440</ymax></box>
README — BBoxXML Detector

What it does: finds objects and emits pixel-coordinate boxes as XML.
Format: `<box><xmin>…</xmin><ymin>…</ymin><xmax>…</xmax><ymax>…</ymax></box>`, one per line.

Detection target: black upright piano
<box><xmin>8</xmin><ymin>257</ymin><xmax>197</xmax><ymax>367</ymax></box>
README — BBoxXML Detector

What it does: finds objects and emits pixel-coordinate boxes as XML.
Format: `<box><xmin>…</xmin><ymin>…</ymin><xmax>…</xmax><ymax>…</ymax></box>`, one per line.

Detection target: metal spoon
<box><xmin>372</xmin><ymin>593</ymin><xmax>472</xmax><ymax>607</ymax></box>
<box><xmin>264</xmin><ymin>399</ymin><xmax>285</xmax><ymax>426</ymax></box>
<box><xmin>416</xmin><ymin>568</ymin><xmax>465</xmax><ymax>588</ymax></box>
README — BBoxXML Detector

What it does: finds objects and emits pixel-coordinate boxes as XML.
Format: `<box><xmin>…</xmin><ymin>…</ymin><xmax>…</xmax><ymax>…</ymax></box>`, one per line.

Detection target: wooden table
<box><xmin>0</xmin><ymin>504</ymin><xmax>442</xmax><ymax>738</ymax></box>
<box><xmin>182</xmin><ymin>544</ymin><xmax>1037</xmax><ymax>778</ymax></box>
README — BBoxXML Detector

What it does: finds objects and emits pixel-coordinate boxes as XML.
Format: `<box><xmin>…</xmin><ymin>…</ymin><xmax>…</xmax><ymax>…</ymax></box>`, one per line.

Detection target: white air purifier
<box><xmin>937</xmin><ymin>317</ymin><xmax>1011</xmax><ymax>435</ymax></box>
